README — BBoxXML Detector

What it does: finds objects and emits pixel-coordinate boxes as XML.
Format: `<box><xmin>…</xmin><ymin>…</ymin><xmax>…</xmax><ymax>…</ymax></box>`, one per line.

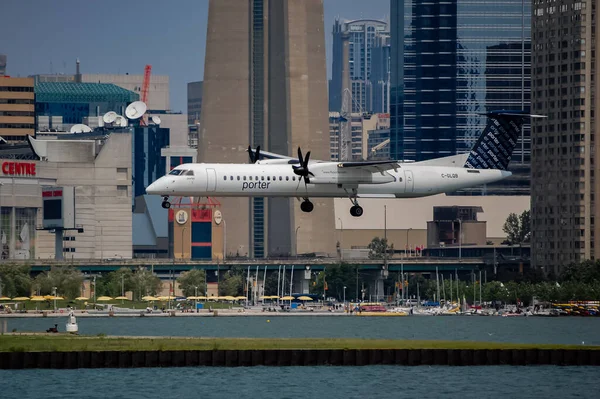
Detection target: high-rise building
<box><xmin>369</xmin><ymin>34</ymin><xmax>391</xmax><ymax>114</ymax></box>
<box><xmin>0</xmin><ymin>55</ymin><xmax>6</xmax><ymax>76</ymax></box>
<box><xmin>330</xmin><ymin>18</ymin><xmax>389</xmax><ymax>113</ymax></box>
<box><xmin>531</xmin><ymin>0</ymin><xmax>597</xmax><ymax>273</ymax></box>
<box><xmin>390</xmin><ymin>1</ymin><xmax>531</xmax><ymax>173</ymax></box>
<box><xmin>187</xmin><ymin>81</ymin><xmax>203</xmax><ymax>125</ymax></box>
<box><xmin>0</xmin><ymin>77</ymin><xmax>35</xmax><ymax>143</ymax></box>
<box><xmin>199</xmin><ymin>0</ymin><xmax>335</xmax><ymax>258</ymax></box>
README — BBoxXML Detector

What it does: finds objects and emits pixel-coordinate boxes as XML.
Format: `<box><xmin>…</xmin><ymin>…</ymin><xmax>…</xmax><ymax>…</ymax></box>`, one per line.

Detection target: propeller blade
<box><xmin>248</xmin><ymin>145</ymin><xmax>254</xmax><ymax>163</ymax></box>
<box><xmin>297</xmin><ymin>147</ymin><xmax>303</xmax><ymax>164</ymax></box>
<box><xmin>304</xmin><ymin>151</ymin><xmax>311</xmax><ymax>167</ymax></box>
<box><xmin>255</xmin><ymin>146</ymin><xmax>261</xmax><ymax>163</ymax></box>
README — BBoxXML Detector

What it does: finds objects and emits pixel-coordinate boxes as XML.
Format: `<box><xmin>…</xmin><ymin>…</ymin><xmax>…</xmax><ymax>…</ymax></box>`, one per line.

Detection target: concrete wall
<box><xmin>82</xmin><ymin>74</ymin><xmax>169</xmax><ymax>111</ymax></box>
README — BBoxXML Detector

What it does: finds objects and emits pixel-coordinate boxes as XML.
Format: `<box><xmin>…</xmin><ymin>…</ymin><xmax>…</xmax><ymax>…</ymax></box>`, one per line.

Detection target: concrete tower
<box><xmin>199</xmin><ymin>0</ymin><xmax>335</xmax><ymax>258</ymax></box>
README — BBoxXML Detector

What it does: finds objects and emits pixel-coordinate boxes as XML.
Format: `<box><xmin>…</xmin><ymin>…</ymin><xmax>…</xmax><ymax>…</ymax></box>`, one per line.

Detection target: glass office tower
<box><xmin>390</xmin><ymin>0</ymin><xmax>531</xmax><ymax>187</ymax></box>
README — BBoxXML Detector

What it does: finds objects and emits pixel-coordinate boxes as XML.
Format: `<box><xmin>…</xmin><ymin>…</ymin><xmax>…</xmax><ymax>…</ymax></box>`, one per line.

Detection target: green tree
<box><xmin>310</xmin><ymin>263</ymin><xmax>364</xmax><ymax>301</ymax></box>
<box><xmin>95</xmin><ymin>268</ymin><xmax>134</xmax><ymax>298</ymax></box>
<box><xmin>367</xmin><ymin>237</ymin><xmax>393</xmax><ymax>260</ymax></box>
<box><xmin>32</xmin><ymin>265</ymin><xmax>84</xmax><ymax>299</ymax></box>
<box><xmin>130</xmin><ymin>267</ymin><xmax>162</xmax><ymax>300</ymax></box>
<box><xmin>502</xmin><ymin>210</ymin><xmax>531</xmax><ymax>255</ymax></box>
<box><xmin>177</xmin><ymin>269</ymin><xmax>207</xmax><ymax>297</ymax></box>
<box><xmin>0</xmin><ymin>264</ymin><xmax>32</xmax><ymax>298</ymax></box>
<box><xmin>219</xmin><ymin>271</ymin><xmax>244</xmax><ymax>296</ymax></box>
<box><xmin>263</xmin><ymin>271</ymin><xmax>280</xmax><ymax>296</ymax></box>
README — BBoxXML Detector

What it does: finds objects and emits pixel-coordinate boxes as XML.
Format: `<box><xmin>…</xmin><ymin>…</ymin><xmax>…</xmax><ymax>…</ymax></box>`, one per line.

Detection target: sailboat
<box><xmin>66</xmin><ymin>311</ymin><xmax>78</xmax><ymax>333</ymax></box>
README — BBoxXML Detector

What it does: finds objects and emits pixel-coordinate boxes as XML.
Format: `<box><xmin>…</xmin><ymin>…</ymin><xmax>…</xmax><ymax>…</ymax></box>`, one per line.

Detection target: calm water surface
<box><xmin>3</xmin><ymin>316</ymin><xmax>600</xmax><ymax>345</ymax></box>
<box><xmin>0</xmin><ymin>366</ymin><xmax>597</xmax><ymax>399</ymax></box>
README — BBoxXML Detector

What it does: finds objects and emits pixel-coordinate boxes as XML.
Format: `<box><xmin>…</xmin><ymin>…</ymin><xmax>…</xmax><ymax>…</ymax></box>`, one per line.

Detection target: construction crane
<box><xmin>140</xmin><ymin>64</ymin><xmax>152</xmax><ymax>126</ymax></box>
<box><xmin>368</xmin><ymin>138</ymin><xmax>390</xmax><ymax>160</ymax></box>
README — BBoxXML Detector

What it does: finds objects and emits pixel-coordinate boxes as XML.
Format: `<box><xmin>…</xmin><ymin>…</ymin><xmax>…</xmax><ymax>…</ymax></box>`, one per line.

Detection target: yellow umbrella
<box><xmin>12</xmin><ymin>297</ymin><xmax>30</xmax><ymax>301</ymax></box>
<box><xmin>297</xmin><ymin>296</ymin><xmax>313</xmax><ymax>301</ymax></box>
<box><xmin>75</xmin><ymin>297</ymin><xmax>89</xmax><ymax>301</ymax></box>
<box><xmin>281</xmin><ymin>296</ymin><xmax>294</xmax><ymax>301</ymax></box>
<box><xmin>30</xmin><ymin>296</ymin><xmax>46</xmax><ymax>302</ymax></box>
<box><xmin>142</xmin><ymin>296</ymin><xmax>158</xmax><ymax>301</ymax></box>
<box><xmin>157</xmin><ymin>296</ymin><xmax>174</xmax><ymax>301</ymax></box>
<box><xmin>0</xmin><ymin>296</ymin><xmax>11</xmax><ymax>301</ymax></box>
<box><xmin>223</xmin><ymin>296</ymin><xmax>236</xmax><ymax>301</ymax></box>
<box><xmin>187</xmin><ymin>296</ymin><xmax>199</xmax><ymax>300</ymax></box>
<box><xmin>96</xmin><ymin>296</ymin><xmax>113</xmax><ymax>301</ymax></box>
<box><xmin>52</xmin><ymin>296</ymin><xmax>64</xmax><ymax>300</ymax></box>
<box><xmin>235</xmin><ymin>296</ymin><xmax>247</xmax><ymax>300</ymax></box>
<box><xmin>43</xmin><ymin>295</ymin><xmax>54</xmax><ymax>300</ymax></box>
<box><xmin>114</xmin><ymin>296</ymin><xmax>129</xmax><ymax>300</ymax></box>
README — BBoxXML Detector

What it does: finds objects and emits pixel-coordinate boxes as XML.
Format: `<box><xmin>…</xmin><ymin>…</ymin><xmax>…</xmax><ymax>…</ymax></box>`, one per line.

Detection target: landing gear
<box><xmin>161</xmin><ymin>197</ymin><xmax>171</xmax><ymax>209</ymax></box>
<box><xmin>350</xmin><ymin>205</ymin><xmax>363</xmax><ymax>217</ymax></box>
<box><xmin>344</xmin><ymin>188</ymin><xmax>364</xmax><ymax>217</ymax></box>
<box><xmin>300</xmin><ymin>199</ymin><xmax>314</xmax><ymax>213</ymax></box>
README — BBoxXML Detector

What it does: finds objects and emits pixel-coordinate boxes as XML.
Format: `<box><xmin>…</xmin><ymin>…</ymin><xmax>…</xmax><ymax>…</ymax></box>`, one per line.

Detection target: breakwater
<box><xmin>1</xmin><ymin>348</ymin><xmax>599</xmax><ymax>368</ymax></box>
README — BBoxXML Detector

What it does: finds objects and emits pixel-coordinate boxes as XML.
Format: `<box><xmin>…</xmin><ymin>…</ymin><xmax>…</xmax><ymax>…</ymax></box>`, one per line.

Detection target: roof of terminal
<box><xmin>35</xmin><ymin>82</ymin><xmax>139</xmax><ymax>103</ymax></box>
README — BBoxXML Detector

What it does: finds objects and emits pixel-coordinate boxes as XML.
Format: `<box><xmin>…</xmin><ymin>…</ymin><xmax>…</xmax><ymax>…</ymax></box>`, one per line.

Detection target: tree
<box><xmin>503</xmin><ymin>210</ymin><xmax>531</xmax><ymax>246</ymax></box>
<box><xmin>219</xmin><ymin>271</ymin><xmax>244</xmax><ymax>296</ymax></box>
<box><xmin>33</xmin><ymin>265</ymin><xmax>84</xmax><ymax>299</ymax></box>
<box><xmin>367</xmin><ymin>237</ymin><xmax>393</xmax><ymax>260</ymax></box>
<box><xmin>310</xmin><ymin>263</ymin><xmax>364</xmax><ymax>301</ymax></box>
<box><xmin>177</xmin><ymin>269</ymin><xmax>207</xmax><ymax>297</ymax></box>
<box><xmin>263</xmin><ymin>271</ymin><xmax>280</xmax><ymax>296</ymax></box>
<box><xmin>95</xmin><ymin>268</ymin><xmax>134</xmax><ymax>298</ymax></box>
<box><xmin>0</xmin><ymin>264</ymin><xmax>32</xmax><ymax>298</ymax></box>
<box><xmin>130</xmin><ymin>267</ymin><xmax>162</xmax><ymax>300</ymax></box>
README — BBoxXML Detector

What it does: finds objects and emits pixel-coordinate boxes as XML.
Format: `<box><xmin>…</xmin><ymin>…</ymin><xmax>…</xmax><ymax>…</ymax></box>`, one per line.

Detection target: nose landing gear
<box><xmin>161</xmin><ymin>197</ymin><xmax>171</xmax><ymax>209</ymax></box>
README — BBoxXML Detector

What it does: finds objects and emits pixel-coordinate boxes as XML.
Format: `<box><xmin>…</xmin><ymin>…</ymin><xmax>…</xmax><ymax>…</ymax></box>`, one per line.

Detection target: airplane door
<box><xmin>404</xmin><ymin>170</ymin><xmax>414</xmax><ymax>193</ymax></box>
<box><xmin>206</xmin><ymin>168</ymin><xmax>217</xmax><ymax>192</ymax></box>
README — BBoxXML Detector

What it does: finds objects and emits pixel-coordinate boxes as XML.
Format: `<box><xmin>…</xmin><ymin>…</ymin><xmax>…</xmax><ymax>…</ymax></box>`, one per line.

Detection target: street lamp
<box><xmin>181</xmin><ymin>226</ymin><xmax>187</xmax><ymax>259</ymax></box>
<box><xmin>456</xmin><ymin>219</ymin><xmax>462</xmax><ymax>262</ymax></box>
<box><xmin>52</xmin><ymin>286</ymin><xmax>57</xmax><ymax>312</ymax></box>
<box><xmin>337</xmin><ymin>217</ymin><xmax>343</xmax><ymax>260</ymax></box>
<box><xmin>194</xmin><ymin>285</ymin><xmax>198</xmax><ymax>313</ymax></box>
<box><xmin>295</xmin><ymin>226</ymin><xmax>301</xmax><ymax>258</ymax></box>
<box><xmin>406</xmin><ymin>227</ymin><xmax>413</xmax><ymax>258</ymax></box>
<box><xmin>343</xmin><ymin>286</ymin><xmax>347</xmax><ymax>309</ymax></box>
<box><xmin>222</xmin><ymin>219</ymin><xmax>227</xmax><ymax>261</ymax></box>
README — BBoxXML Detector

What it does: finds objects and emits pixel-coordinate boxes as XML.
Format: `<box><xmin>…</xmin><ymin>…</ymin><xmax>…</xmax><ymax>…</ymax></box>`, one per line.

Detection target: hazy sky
<box><xmin>1</xmin><ymin>0</ymin><xmax>389</xmax><ymax>112</ymax></box>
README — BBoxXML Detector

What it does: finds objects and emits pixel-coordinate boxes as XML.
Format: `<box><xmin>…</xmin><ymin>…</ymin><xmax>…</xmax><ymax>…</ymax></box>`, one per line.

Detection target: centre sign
<box><xmin>1</xmin><ymin>161</ymin><xmax>36</xmax><ymax>176</ymax></box>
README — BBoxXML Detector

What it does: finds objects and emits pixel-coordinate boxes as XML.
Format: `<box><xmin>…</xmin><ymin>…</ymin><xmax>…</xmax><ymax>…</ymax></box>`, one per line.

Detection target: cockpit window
<box><xmin>184</xmin><ymin>170</ymin><xmax>194</xmax><ymax>176</ymax></box>
<box><xmin>169</xmin><ymin>169</ymin><xmax>183</xmax><ymax>176</ymax></box>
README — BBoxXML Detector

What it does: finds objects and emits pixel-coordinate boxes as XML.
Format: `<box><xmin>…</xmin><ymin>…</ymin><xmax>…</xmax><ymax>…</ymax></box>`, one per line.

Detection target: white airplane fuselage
<box><xmin>146</xmin><ymin>162</ymin><xmax>511</xmax><ymax>199</ymax></box>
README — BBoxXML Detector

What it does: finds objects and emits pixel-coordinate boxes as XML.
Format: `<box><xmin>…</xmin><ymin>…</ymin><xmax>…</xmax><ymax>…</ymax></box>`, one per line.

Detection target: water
<box><xmin>1</xmin><ymin>366</ymin><xmax>597</xmax><ymax>399</ymax></box>
<box><xmin>4</xmin><ymin>316</ymin><xmax>600</xmax><ymax>345</ymax></box>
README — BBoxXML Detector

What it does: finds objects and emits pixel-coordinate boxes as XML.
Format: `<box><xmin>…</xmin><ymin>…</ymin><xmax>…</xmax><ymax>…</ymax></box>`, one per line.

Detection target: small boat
<box><xmin>66</xmin><ymin>311</ymin><xmax>78</xmax><ymax>333</ymax></box>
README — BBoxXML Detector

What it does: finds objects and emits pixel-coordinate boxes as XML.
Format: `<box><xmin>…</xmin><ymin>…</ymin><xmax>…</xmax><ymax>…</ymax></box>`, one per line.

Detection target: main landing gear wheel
<box><xmin>161</xmin><ymin>197</ymin><xmax>171</xmax><ymax>209</ymax></box>
<box><xmin>350</xmin><ymin>205</ymin><xmax>363</xmax><ymax>217</ymax></box>
<box><xmin>300</xmin><ymin>200</ymin><xmax>314</xmax><ymax>213</ymax></box>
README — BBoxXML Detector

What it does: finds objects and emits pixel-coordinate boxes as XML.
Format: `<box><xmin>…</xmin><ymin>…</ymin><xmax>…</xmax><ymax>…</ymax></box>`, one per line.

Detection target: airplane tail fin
<box><xmin>464</xmin><ymin>111</ymin><xmax>545</xmax><ymax>170</ymax></box>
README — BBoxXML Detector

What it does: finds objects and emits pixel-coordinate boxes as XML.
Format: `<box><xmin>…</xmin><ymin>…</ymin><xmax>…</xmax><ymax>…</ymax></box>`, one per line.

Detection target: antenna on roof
<box><xmin>70</xmin><ymin>124</ymin><xmax>92</xmax><ymax>134</ymax></box>
<box><xmin>125</xmin><ymin>101</ymin><xmax>147</xmax><ymax>120</ymax></box>
<box><xmin>115</xmin><ymin>115</ymin><xmax>128</xmax><ymax>127</ymax></box>
<box><xmin>151</xmin><ymin>115</ymin><xmax>161</xmax><ymax>125</ymax></box>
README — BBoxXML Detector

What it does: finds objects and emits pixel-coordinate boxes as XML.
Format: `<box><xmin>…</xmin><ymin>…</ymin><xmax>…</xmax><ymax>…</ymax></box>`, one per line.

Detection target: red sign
<box><xmin>2</xmin><ymin>161</ymin><xmax>36</xmax><ymax>176</ymax></box>
<box><xmin>42</xmin><ymin>190</ymin><xmax>63</xmax><ymax>198</ymax></box>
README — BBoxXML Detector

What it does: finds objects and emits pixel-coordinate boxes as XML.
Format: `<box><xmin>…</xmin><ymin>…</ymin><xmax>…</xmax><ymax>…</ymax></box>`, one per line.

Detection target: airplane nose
<box><xmin>146</xmin><ymin>179</ymin><xmax>163</xmax><ymax>195</ymax></box>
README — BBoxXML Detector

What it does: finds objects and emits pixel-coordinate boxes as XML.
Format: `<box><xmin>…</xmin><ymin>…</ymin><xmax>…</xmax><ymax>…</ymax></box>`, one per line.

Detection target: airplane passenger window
<box><xmin>261</xmin><ymin>176</ymin><xmax>264</xmax><ymax>181</ymax></box>
<box><xmin>279</xmin><ymin>176</ymin><xmax>282</xmax><ymax>181</ymax></box>
<box><xmin>223</xmin><ymin>176</ymin><xmax>227</xmax><ymax>180</ymax></box>
<box><xmin>267</xmin><ymin>176</ymin><xmax>270</xmax><ymax>181</ymax></box>
<box><xmin>230</xmin><ymin>176</ymin><xmax>233</xmax><ymax>180</ymax></box>
<box><xmin>243</xmin><ymin>176</ymin><xmax>247</xmax><ymax>181</ymax></box>
<box><xmin>273</xmin><ymin>176</ymin><xmax>276</xmax><ymax>181</ymax></box>
<box><xmin>292</xmin><ymin>176</ymin><xmax>296</xmax><ymax>181</ymax></box>
<box><xmin>286</xmin><ymin>176</ymin><xmax>289</xmax><ymax>181</ymax></box>
<box><xmin>237</xmin><ymin>176</ymin><xmax>240</xmax><ymax>180</ymax></box>
<box><xmin>249</xmin><ymin>176</ymin><xmax>253</xmax><ymax>181</ymax></box>
<box><xmin>255</xmin><ymin>176</ymin><xmax>258</xmax><ymax>180</ymax></box>
<box><xmin>169</xmin><ymin>170</ymin><xmax>183</xmax><ymax>176</ymax></box>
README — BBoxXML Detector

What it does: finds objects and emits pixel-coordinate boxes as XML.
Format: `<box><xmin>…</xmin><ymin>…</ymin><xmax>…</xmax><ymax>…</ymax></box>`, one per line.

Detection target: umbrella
<box><xmin>96</xmin><ymin>296</ymin><xmax>113</xmax><ymax>301</ymax></box>
<box><xmin>223</xmin><ymin>296</ymin><xmax>236</xmax><ymax>301</ymax></box>
<box><xmin>157</xmin><ymin>296</ymin><xmax>174</xmax><ymax>301</ymax></box>
<box><xmin>114</xmin><ymin>296</ymin><xmax>129</xmax><ymax>300</ymax></box>
<box><xmin>142</xmin><ymin>296</ymin><xmax>158</xmax><ymax>301</ymax></box>
<box><xmin>235</xmin><ymin>296</ymin><xmax>247</xmax><ymax>300</ymax></box>
<box><xmin>281</xmin><ymin>296</ymin><xmax>294</xmax><ymax>301</ymax></box>
<box><xmin>51</xmin><ymin>296</ymin><xmax>64</xmax><ymax>300</ymax></box>
<box><xmin>297</xmin><ymin>296</ymin><xmax>313</xmax><ymax>301</ymax></box>
<box><xmin>75</xmin><ymin>297</ymin><xmax>89</xmax><ymax>301</ymax></box>
<box><xmin>187</xmin><ymin>296</ymin><xmax>199</xmax><ymax>300</ymax></box>
<box><xmin>43</xmin><ymin>295</ymin><xmax>54</xmax><ymax>300</ymax></box>
<box><xmin>30</xmin><ymin>296</ymin><xmax>46</xmax><ymax>302</ymax></box>
<box><xmin>12</xmin><ymin>297</ymin><xmax>30</xmax><ymax>301</ymax></box>
<box><xmin>0</xmin><ymin>296</ymin><xmax>11</xmax><ymax>301</ymax></box>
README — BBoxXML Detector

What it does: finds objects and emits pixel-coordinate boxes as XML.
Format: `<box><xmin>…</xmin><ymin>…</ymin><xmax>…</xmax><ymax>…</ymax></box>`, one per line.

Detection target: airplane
<box><xmin>146</xmin><ymin>111</ymin><xmax>541</xmax><ymax>217</ymax></box>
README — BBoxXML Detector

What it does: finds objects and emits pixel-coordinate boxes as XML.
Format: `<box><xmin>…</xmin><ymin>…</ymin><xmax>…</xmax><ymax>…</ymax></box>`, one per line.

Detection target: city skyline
<box><xmin>1</xmin><ymin>0</ymin><xmax>389</xmax><ymax>113</ymax></box>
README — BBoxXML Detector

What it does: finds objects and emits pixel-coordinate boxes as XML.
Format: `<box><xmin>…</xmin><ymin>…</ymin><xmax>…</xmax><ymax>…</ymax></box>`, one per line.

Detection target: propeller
<box><xmin>292</xmin><ymin>147</ymin><xmax>314</xmax><ymax>184</ymax></box>
<box><xmin>248</xmin><ymin>145</ymin><xmax>261</xmax><ymax>164</ymax></box>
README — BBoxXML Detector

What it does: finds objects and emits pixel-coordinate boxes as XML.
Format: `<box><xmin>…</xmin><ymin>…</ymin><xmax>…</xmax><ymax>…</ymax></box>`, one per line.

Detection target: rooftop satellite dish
<box><xmin>115</xmin><ymin>115</ymin><xmax>128</xmax><ymax>127</ymax></box>
<box><xmin>70</xmin><ymin>124</ymin><xmax>92</xmax><ymax>133</ymax></box>
<box><xmin>151</xmin><ymin>115</ymin><xmax>161</xmax><ymax>125</ymax></box>
<box><xmin>125</xmin><ymin>101</ymin><xmax>147</xmax><ymax>119</ymax></box>
<box><xmin>103</xmin><ymin>111</ymin><xmax>117</xmax><ymax>124</ymax></box>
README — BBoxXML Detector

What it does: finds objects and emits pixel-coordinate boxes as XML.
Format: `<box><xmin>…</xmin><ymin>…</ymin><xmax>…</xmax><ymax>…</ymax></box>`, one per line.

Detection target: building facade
<box><xmin>390</xmin><ymin>0</ymin><xmax>531</xmax><ymax>168</ymax></box>
<box><xmin>531</xmin><ymin>0</ymin><xmax>598</xmax><ymax>273</ymax></box>
<box><xmin>200</xmin><ymin>0</ymin><xmax>335</xmax><ymax>258</ymax></box>
<box><xmin>0</xmin><ymin>133</ymin><xmax>133</xmax><ymax>260</ymax></box>
<box><xmin>329</xmin><ymin>112</ymin><xmax>389</xmax><ymax>161</ymax></box>
<box><xmin>0</xmin><ymin>77</ymin><xmax>35</xmax><ymax>143</ymax></box>
<box><xmin>187</xmin><ymin>81</ymin><xmax>203</xmax><ymax>124</ymax></box>
<box><xmin>330</xmin><ymin>18</ymin><xmax>389</xmax><ymax>113</ymax></box>
<box><xmin>369</xmin><ymin>34</ymin><xmax>391</xmax><ymax>114</ymax></box>
<box><xmin>0</xmin><ymin>55</ymin><xmax>6</xmax><ymax>76</ymax></box>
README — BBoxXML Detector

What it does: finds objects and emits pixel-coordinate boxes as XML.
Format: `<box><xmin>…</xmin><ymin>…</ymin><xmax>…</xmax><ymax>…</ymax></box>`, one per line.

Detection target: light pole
<box><xmin>92</xmin><ymin>276</ymin><xmax>96</xmax><ymax>307</ymax></box>
<box><xmin>181</xmin><ymin>226</ymin><xmax>187</xmax><ymax>259</ymax></box>
<box><xmin>52</xmin><ymin>286</ymin><xmax>57</xmax><ymax>312</ymax></box>
<box><xmin>406</xmin><ymin>228</ymin><xmax>413</xmax><ymax>258</ymax></box>
<box><xmin>222</xmin><ymin>220</ymin><xmax>227</xmax><ymax>260</ymax></box>
<box><xmin>343</xmin><ymin>286</ymin><xmax>346</xmax><ymax>309</ymax></box>
<box><xmin>295</xmin><ymin>226</ymin><xmax>301</xmax><ymax>258</ymax></box>
<box><xmin>98</xmin><ymin>224</ymin><xmax>103</xmax><ymax>261</ymax></box>
<box><xmin>457</xmin><ymin>219</ymin><xmax>462</xmax><ymax>262</ymax></box>
<box><xmin>194</xmin><ymin>285</ymin><xmax>198</xmax><ymax>312</ymax></box>
<box><xmin>121</xmin><ymin>274</ymin><xmax>124</xmax><ymax>297</ymax></box>
<box><xmin>337</xmin><ymin>217</ymin><xmax>343</xmax><ymax>260</ymax></box>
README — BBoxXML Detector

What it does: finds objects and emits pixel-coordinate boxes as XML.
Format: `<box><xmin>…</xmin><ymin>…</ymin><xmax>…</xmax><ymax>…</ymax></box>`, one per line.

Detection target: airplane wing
<box><xmin>337</xmin><ymin>160</ymin><xmax>401</xmax><ymax>173</ymax></box>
